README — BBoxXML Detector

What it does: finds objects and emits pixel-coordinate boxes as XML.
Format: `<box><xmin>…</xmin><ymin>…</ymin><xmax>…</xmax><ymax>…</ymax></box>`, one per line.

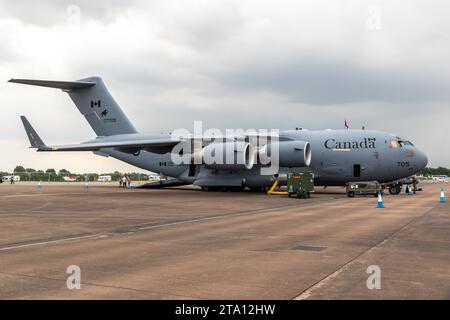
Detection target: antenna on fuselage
<box><xmin>344</xmin><ymin>120</ymin><xmax>349</xmax><ymax>130</ymax></box>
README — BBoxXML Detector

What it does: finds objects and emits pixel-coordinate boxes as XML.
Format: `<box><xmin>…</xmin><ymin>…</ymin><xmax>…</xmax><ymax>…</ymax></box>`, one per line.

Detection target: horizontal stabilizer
<box><xmin>9</xmin><ymin>78</ymin><xmax>95</xmax><ymax>90</ymax></box>
<box><xmin>20</xmin><ymin>116</ymin><xmax>181</xmax><ymax>154</ymax></box>
<box><xmin>20</xmin><ymin>116</ymin><xmax>48</xmax><ymax>149</ymax></box>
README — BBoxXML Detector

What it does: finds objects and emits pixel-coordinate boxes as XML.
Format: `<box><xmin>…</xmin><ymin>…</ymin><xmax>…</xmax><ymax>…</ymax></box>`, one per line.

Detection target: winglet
<box><xmin>20</xmin><ymin>116</ymin><xmax>49</xmax><ymax>150</ymax></box>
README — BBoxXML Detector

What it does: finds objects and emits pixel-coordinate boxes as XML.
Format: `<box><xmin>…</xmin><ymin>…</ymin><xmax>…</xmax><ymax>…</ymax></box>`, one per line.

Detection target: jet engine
<box><xmin>259</xmin><ymin>140</ymin><xmax>311</xmax><ymax>167</ymax></box>
<box><xmin>200</xmin><ymin>141</ymin><xmax>256</xmax><ymax>170</ymax></box>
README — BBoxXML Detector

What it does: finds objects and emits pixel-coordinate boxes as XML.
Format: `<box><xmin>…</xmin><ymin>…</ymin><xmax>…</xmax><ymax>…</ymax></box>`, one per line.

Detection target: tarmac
<box><xmin>0</xmin><ymin>182</ymin><xmax>448</xmax><ymax>299</ymax></box>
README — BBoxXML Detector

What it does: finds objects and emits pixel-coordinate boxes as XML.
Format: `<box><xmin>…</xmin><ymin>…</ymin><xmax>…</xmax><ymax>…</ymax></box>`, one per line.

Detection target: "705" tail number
<box><xmin>397</xmin><ymin>161</ymin><xmax>410</xmax><ymax>167</ymax></box>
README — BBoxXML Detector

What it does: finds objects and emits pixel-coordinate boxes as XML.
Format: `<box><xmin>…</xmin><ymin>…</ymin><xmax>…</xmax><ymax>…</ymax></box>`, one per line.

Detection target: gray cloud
<box><xmin>0</xmin><ymin>0</ymin><xmax>136</xmax><ymax>26</ymax></box>
<box><xmin>217</xmin><ymin>55</ymin><xmax>450</xmax><ymax>104</ymax></box>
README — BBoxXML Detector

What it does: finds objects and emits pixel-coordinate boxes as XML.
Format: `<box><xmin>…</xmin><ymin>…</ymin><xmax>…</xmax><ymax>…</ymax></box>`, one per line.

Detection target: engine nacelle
<box><xmin>201</xmin><ymin>141</ymin><xmax>255</xmax><ymax>170</ymax></box>
<box><xmin>259</xmin><ymin>140</ymin><xmax>311</xmax><ymax>167</ymax></box>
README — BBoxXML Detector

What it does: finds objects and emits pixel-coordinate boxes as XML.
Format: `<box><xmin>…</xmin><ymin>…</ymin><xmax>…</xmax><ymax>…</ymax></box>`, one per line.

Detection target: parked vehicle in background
<box><xmin>98</xmin><ymin>175</ymin><xmax>112</xmax><ymax>182</ymax></box>
<box><xmin>148</xmin><ymin>173</ymin><xmax>160</xmax><ymax>181</ymax></box>
<box><xmin>432</xmin><ymin>175</ymin><xmax>448</xmax><ymax>183</ymax></box>
<box><xmin>63</xmin><ymin>175</ymin><xmax>77</xmax><ymax>182</ymax></box>
<box><xmin>1</xmin><ymin>175</ymin><xmax>20</xmax><ymax>183</ymax></box>
<box><xmin>346</xmin><ymin>181</ymin><xmax>382</xmax><ymax>197</ymax></box>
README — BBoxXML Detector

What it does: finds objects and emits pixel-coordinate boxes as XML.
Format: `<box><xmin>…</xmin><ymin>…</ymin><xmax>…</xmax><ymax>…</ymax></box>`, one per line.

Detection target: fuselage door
<box><xmin>353</xmin><ymin>164</ymin><xmax>361</xmax><ymax>177</ymax></box>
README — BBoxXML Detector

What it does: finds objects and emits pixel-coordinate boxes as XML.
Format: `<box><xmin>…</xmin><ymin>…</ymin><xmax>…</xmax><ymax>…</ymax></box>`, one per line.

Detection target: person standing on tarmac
<box><xmin>412</xmin><ymin>177</ymin><xmax>418</xmax><ymax>194</ymax></box>
<box><xmin>10</xmin><ymin>176</ymin><xmax>15</xmax><ymax>184</ymax></box>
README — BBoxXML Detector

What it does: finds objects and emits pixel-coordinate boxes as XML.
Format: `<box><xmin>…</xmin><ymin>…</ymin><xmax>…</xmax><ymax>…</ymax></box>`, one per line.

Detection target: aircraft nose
<box><xmin>416</xmin><ymin>149</ymin><xmax>428</xmax><ymax>169</ymax></box>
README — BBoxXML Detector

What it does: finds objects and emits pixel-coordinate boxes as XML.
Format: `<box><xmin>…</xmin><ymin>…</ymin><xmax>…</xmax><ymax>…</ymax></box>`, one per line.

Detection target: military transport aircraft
<box><xmin>10</xmin><ymin>77</ymin><xmax>428</xmax><ymax>194</ymax></box>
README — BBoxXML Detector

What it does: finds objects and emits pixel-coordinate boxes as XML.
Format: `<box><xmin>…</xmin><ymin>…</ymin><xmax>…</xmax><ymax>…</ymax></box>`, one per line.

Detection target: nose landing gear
<box><xmin>388</xmin><ymin>184</ymin><xmax>401</xmax><ymax>195</ymax></box>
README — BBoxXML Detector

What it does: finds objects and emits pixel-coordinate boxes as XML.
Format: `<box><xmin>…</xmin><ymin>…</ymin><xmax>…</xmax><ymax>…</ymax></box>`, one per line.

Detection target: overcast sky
<box><xmin>0</xmin><ymin>0</ymin><xmax>449</xmax><ymax>173</ymax></box>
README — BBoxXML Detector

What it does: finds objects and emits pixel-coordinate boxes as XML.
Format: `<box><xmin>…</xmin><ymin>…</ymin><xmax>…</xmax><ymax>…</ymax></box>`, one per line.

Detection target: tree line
<box><xmin>1</xmin><ymin>165</ymin><xmax>152</xmax><ymax>182</ymax></box>
<box><xmin>420</xmin><ymin>167</ymin><xmax>450</xmax><ymax>177</ymax></box>
<box><xmin>2</xmin><ymin>165</ymin><xmax>448</xmax><ymax>183</ymax></box>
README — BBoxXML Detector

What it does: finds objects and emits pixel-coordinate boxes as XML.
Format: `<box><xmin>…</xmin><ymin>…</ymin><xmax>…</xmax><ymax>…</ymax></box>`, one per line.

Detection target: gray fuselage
<box><xmin>100</xmin><ymin>128</ymin><xmax>428</xmax><ymax>188</ymax></box>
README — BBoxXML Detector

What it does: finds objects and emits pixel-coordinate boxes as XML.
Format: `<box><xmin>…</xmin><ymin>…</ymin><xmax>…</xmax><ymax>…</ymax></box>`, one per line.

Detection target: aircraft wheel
<box><xmin>202</xmin><ymin>186</ymin><xmax>219</xmax><ymax>192</ymax></box>
<box><xmin>389</xmin><ymin>185</ymin><xmax>401</xmax><ymax>195</ymax></box>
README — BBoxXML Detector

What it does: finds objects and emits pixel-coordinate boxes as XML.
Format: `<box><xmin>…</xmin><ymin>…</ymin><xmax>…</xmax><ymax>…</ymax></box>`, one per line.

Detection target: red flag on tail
<box><xmin>344</xmin><ymin>120</ymin><xmax>349</xmax><ymax>129</ymax></box>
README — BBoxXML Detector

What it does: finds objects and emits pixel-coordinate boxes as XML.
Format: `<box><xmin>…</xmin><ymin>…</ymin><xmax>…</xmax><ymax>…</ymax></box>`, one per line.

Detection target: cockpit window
<box><xmin>388</xmin><ymin>140</ymin><xmax>400</xmax><ymax>148</ymax></box>
<box><xmin>403</xmin><ymin>140</ymin><xmax>414</xmax><ymax>146</ymax></box>
<box><xmin>389</xmin><ymin>140</ymin><xmax>414</xmax><ymax>148</ymax></box>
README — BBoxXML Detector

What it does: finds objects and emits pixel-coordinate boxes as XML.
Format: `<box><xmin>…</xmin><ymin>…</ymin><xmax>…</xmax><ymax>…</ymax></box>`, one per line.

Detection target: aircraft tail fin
<box><xmin>20</xmin><ymin>116</ymin><xmax>48</xmax><ymax>150</ymax></box>
<box><xmin>10</xmin><ymin>77</ymin><xmax>138</xmax><ymax>137</ymax></box>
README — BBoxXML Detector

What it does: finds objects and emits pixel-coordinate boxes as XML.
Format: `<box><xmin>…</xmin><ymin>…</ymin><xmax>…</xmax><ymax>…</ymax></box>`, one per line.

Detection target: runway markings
<box><xmin>0</xmin><ymin>234</ymin><xmax>107</xmax><ymax>252</ymax></box>
<box><xmin>0</xmin><ymin>269</ymin><xmax>205</xmax><ymax>300</ymax></box>
<box><xmin>0</xmin><ymin>198</ymin><xmax>334</xmax><ymax>253</ymax></box>
<box><xmin>138</xmin><ymin>198</ymin><xmax>334</xmax><ymax>230</ymax></box>
<box><xmin>0</xmin><ymin>191</ymin><xmax>119</xmax><ymax>198</ymax></box>
<box><xmin>292</xmin><ymin>205</ymin><xmax>436</xmax><ymax>300</ymax></box>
